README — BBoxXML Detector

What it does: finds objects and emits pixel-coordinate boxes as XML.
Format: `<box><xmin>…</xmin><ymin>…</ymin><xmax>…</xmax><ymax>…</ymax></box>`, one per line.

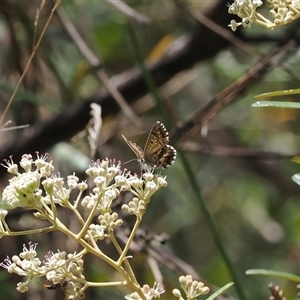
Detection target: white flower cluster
<box><xmin>228</xmin><ymin>0</ymin><xmax>300</xmax><ymax>31</ymax></box>
<box><xmin>0</xmin><ymin>154</ymin><xmax>168</xmax><ymax>240</ymax></box>
<box><xmin>0</xmin><ymin>154</ymin><xmax>170</xmax><ymax>299</ymax></box>
<box><xmin>1</xmin><ymin>155</ymin><xmax>168</xmax><ymax>223</ymax></box>
<box><xmin>1</xmin><ymin>154</ymin><xmax>88</xmax><ymax>211</ymax></box>
<box><xmin>121</xmin><ymin>172</ymin><xmax>167</xmax><ymax>217</ymax></box>
<box><xmin>228</xmin><ymin>0</ymin><xmax>262</xmax><ymax>31</ymax></box>
<box><xmin>1</xmin><ymin>154</ymin><xmax>53</xmax><ymax>210</ymax></box>
<box><xmin>172</xmin><ymin>275</ymin><xmax>209</xmax><ymax>299</ymax></box>
<box><xmin>81</xmin><ymin>159</ymin><xmax>121</xmax><ymax>213</ymax></box>
<box><xmin>0</xmin><ymin>242</ymin><xmax>84</xmax><ymax>297</ymax></box>
<box><xmin>82</xmin><ymin>159</ymin><xmax>167</xmax><ymax>218</ymax></box>
<box><xmin>81</xmin><ymin>159</ymin><xmax>168</xmax><ymax>241</ymax></box>
<box><xmin>129</xmin><ymin>282</ymin><xmax>165</xmax><ymax>300</ymax></box>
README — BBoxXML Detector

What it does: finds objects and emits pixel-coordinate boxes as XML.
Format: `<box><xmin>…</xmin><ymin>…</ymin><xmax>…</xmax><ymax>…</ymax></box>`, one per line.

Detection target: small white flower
<box><xmin>81</xmin><ymin>195</ymin><xmax>96</xmax><ymax>209</ymax></box>
<box><xmin>34</xmin><ymin>153</ymin><xmax>54</xmax><ymax>177</ymax></box>
<box><xmin>178</xmin><ymin>275</ymin><xmax>209</xmax><ymax>298</ymax></box>
<box><xmin>1</xmin><ymin>243</ymin><xmax>43</xmax><ymax>277</ymax></box>
<box><xmin>94</xmin><ymin>176</ymin><xmax>106</xmax><ymax>188</ymax></box>
<box><xmin>88</xmin><ymin>224</ymin><xmax>106</xmax><ymax>240</ymax></box>
<box><xmin>143</xmin><ymin>172</ymin><xmax>154</xmax><ymax>181</ymax></box>
<box><xmin>16</xmin><ymin>281</ymin><xmax>29</xmax><ymax>293</ymax></box>
<box><xmin>105</xmin><ymin>189</ymin><xmax>118</xmax><ymax>201</ymax></box>
<box><xmin>130</xmin><ymin>282</ymin><xmax>165</xmax><ymax>300</ymax></box>
<box><xmin>1</xmin><ymin>156</ymin><xmax>19</xmax><ymax>175</ymax></box>
<box><xmin>253</xmin><ymin>0</ymin><xmax>263</xmax><ymax>7</ymax></box>
<box><xmin>43</xmin><ymin>250</ymin><xmax>67</xmax><ymax>269</ymax></box>
<box><xmin>98</xmin><ymin>212</ymin><xmax>122</xmax><ymax>229</ymax></box>
<box><xmin>242</xmin><ymin>16</ymin><xmax>253</xmax><ymax>27</ymax></box>
<box><xmin>0</xmin><ymin>256</ymin><xmax>17</xmax><ymax>273</ymax></box>
<box><xmin>145</xmin><ymin>181</ymin><xmax>156</xmax><ymax>191</ymax></box>
<box><xmin>67</xmin><ymin>175</ymin><xmax>79</xmax><ymax>189</ymax></box>
<box><xmin>115</xmin><ymin>174</ymin><xmax>127</xmax><ymax>185</ymax></box>
<box><xmin>156</xmin><ymin>176</ymin><xmax>167</xmax><ymax>187</ymax></box>
<box><xmin>86</xmin><ymin>159</ymin><xmax>119</xmax><ymax>179</ymax></box>
<box><xmin>77</xmin><ymin>181</ymin><xmax>88</xmax><ymax>191</ymax></box>
<box><xmin>42</xmin><ymin>177</ymin><xmax>54</xmax><ymax>194</ymax></box>
<box><xmin>20</xmin><ymin>154</ymin><xmax>33</xmax><ymax>172</ymax></box>
<box><xmin>19</xmin><ymin>242</ymin><xmax>38</xmax><ymax>260</ymax></box>
<box><xmin>2</xmin><ymin>171</ymin><xmax>42</xmax><ymax>210</ymax></box>
<box><xmin>229</xmin><ymin>19</ymin><xmax>239</xmax><ymax>31</ymax></box>
<box><xmin>107</xmin><ymin>160</ymin><xmax>121</xmax><ymax>177</ymax></box>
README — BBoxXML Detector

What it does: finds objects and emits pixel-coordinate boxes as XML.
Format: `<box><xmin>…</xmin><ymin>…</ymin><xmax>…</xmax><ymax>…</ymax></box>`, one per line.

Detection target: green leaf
<box><xmin>246</xmin><ymin>269</ymin><xmax>300</xmax><ymax>282</ymax></box>
<box><xmin>252</xmin><ymin>101</ymin><xmax>300</xmax><ymax>109</ymax></box>
<box><xmin>254</xmin><ymin>89</ymin><xmax>300</xmax><ymax>99</ymax></box>
<box><xmin>252</xmin><ymin>89</ymin><xmax>300</xmax><ymax>109</ymax></box>
<box><xmin>206</xmin><ymin>282</ymin><xmax>234</xmax><ymax>300</ymax></box>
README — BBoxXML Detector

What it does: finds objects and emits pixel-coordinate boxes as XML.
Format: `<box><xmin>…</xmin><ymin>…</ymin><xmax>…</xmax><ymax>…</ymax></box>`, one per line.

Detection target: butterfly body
<box><xmin>122</xmin><ymin>121</ymin><xmax>176</xmax><ymax>171</ymax></box>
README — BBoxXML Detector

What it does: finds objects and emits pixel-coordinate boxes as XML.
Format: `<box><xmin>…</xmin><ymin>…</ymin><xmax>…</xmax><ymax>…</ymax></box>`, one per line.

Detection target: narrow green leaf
<box><xmin>206</xmin><ymin>283</ymin><xmax>234</xmax><ymax>300</ymax></box>
<box><xmin>254</xmin><ymin>89</ymin><xmax>300</xmax><ymax>99</ymax></box>
<box><xmin>252</xmin><ymin>101</ymin><xmax>300</xmax><ymax>109</ymax></box>
<box><xmin>246</xmin><ymin>269</ymin><xmax>300</xmax><ymax>282</ymax></box>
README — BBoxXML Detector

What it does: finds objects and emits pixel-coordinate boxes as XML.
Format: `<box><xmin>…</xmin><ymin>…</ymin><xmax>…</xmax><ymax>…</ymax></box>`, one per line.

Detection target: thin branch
<box><xmin>0</xmin><ymin>0</ymin><xmax>61</xmax><ymax>126</ymax></box>
<box><xmin>55</xmin><ymin>5</ymin><xmax>143</xmax><ymax>129</ymax></box>
<box><xmin>173</xmin><ymin>41</ymin><xmax>295</xmax><ymax>144</ymax></box>
<box><xmin>175</xmin><ymin>0</ymin><xmax>260</xmax><ymax>58</ymax></box>
<box><xmin>107</xmin><ymin>0</ymin><xmax>151</xmax><ymax>24</ymax></box>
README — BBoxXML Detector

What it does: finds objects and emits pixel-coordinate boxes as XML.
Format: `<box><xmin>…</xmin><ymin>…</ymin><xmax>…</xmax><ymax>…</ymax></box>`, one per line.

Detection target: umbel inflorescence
<box><xmin>0</xmin><ymin>153</ymin><xmax>164</xmax><ymax>298</ymax></box>
<box><xmin>0</xmin><ymin>153</ymin><xmax>209</xmax><ymax>299</ymax></box>
<box><xmin>228</xmin><ymin>0</ymin><xmax>300</xmax><ymax>31</ymax></box>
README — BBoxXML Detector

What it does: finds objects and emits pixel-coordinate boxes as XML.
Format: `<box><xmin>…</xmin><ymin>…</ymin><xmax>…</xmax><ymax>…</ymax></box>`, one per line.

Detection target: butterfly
<box><xmin>122</xmin><ymin>121</ymin><xmax>177</xmax><ymax>171</ymax></box>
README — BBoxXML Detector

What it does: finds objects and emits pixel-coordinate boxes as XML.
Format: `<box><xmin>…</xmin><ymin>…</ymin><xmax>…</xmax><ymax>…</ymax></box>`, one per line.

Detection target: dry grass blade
<box><xmin>88</xmin><ymin>103</ymin><xmax>102</xmax><ymax>160</ymax></box>
<box><xmin>55</xmin><ymin>6</ymin><xmax>143</xmax><ymax>129</ymax></box>
<box><xmin>0</xmin><ymin>124</ymin><xmax>29</xmax><ymax>132</ymax></box>
<box><xmin>107</xmin><ymin>0</ymin><xmax>151</xmax><ymax>24</ymax></box>
<box><xmin>174</xmin><ymin>40</ymin><xmax>295</xmax><ymax>144</ymax></box>
<box><xmin>0</xmin><ymin>0</ymin><xmax>61</xmax><ymax>126</ymax></box>
<box><xmin>176</xmin><ymin>0</ymin><xmax>259</xmax><ymax>58</ymax></box>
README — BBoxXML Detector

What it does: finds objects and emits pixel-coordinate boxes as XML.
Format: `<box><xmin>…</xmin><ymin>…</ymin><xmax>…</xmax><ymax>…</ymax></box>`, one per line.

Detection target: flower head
<box><xmin>173</xmin><ymin>275</ymin><xmax>209</xmax><ymax>299</ymax></box>
<box><xmin>1</xmin><ymin>154</ymin><xmax>54</xmax><ymax>210</ymax></box>
<box><xmin>130</xmin><ymin>282</ymin><xmax>165</xmax><ymax>300</ymax></box>
<box><xmin>228</xmin><ymin>0</ymin><xmax>300</xmax><ymax>30</ymax></box>
<box><xmin>0</xmin><ymin>242</ymin><xmax>42</xmax><ymax>277</ymax></box>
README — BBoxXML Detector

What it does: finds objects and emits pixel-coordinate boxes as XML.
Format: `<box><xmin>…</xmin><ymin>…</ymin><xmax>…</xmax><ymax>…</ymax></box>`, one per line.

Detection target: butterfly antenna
<box><xmin>123</xmin><ymin>158</ymin><xmax>137</xmax><ymax>166</ymax></box>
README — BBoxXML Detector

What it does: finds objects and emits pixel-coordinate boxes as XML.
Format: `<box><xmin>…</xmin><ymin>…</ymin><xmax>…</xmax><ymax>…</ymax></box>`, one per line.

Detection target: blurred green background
<box><xmin>0</xmin><ymin>0</ymin><xmax>300</xmax><ymax>299</ymax></box>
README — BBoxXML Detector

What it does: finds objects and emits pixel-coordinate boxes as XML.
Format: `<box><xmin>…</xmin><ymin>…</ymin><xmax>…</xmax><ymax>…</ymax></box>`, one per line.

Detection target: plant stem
<box><xmin>117</xmin><ymin>217</ymin><xmax>142</xmax><ymax>267</ymax></box>
<box><xmin>179</xmin><ymin>152</ymin><xmax>246</xmax><ymax>300</ymax></box>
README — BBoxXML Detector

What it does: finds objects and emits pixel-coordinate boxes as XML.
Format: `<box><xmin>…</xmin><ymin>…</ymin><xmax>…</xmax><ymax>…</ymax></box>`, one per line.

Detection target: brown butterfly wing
<box><xmin>122</xmin><ymin>135</ymin><xmax>144</xmax><ymax>160</ymax></box>
<box><xmin>122</xmin><ymin>122</ymin><xmax>176</xmax><ymax>170</ymax></box>
<box><xmin>144</xmin><ymin>121</ymin><xmax>169</xmax><ymax>156</ymax></box>
<box><xmin>144</xmin><ymin>121</ymin><xmax>176</xmax><ymax>168</ymax></box>
<box><xmin>150</xmin><ymin>145</ymin><xmax>177</xmax><ymax>169</ymax></box>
